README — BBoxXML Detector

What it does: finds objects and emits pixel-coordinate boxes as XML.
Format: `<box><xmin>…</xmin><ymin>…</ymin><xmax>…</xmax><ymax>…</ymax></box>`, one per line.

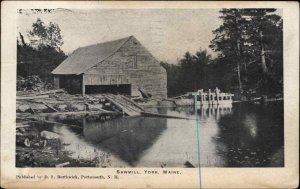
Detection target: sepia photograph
<box><xmin>15</xmin><ymin>8</ymin><xmax>284</xmax><ymax>168</ymax></box>
<box><xmin>1</xmin><ymin>1</ymin><xmax>299</xmax><ymax>188</ymax></box>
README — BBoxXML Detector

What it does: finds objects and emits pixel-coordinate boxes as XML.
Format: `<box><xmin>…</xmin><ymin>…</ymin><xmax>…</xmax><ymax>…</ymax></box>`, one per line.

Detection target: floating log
<box><xmin>27</xmin><ymin>118</ymin><xmax>82</xmax><ymax>129</ymax></box>
<box><xmin>17</xmin><ymin>110</ymin><xmax>119</xmax><ymax>118</ymax></box>
<box><xmin>141</xmin><ymin>112</ymin><xmax>190</xmax><ymax>120</ymax></box>
<box><xmin>168</xmin><ymin>94</ymin><xmax>189</xmax><ymax>100</ymax></box>
<box><xmin>17</xmin><ymin>117</ymin><xmax>71</xmax><ymax>129</ymax></box>
<box><xmin>17</xmin><ymin>95</ymin><xmax>49</xmax><ymax>100</ymax></box>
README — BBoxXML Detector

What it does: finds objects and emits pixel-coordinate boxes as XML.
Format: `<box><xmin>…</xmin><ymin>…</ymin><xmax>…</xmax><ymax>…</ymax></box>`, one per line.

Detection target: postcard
<box><xmin>1</xmin><ymin>1</ymin><xmax>299</xmax><ymax>188</ymax></box>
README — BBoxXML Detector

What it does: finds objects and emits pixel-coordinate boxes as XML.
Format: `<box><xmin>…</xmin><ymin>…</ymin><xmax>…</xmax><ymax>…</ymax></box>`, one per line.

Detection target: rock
<box><xmin>57</xmin><ymin>104</ymin><xmax>68</xmax><ymax>111</ymax></box>
<box><xmin>56</xmin><ymin>161</ymin><xmax>70</xmax><ymax>167</ymax></box>
<box><xmin>69</xmin><ymin>104</ymin><xmax>85</xmax><ymax>111</ymax></box>
<box><xmin>88</xmin><ymin>104</ymin><xmax>104</xmax><ymax>111</ymax></box>
<box><xmin>18</xmin><ymin>105</ymin><xmax>31</xmax><ymax>112</ymax></box>
<box><xmin>104</xmin><ymin>102</ymin><xmax>111</xmax><ymax>106</ymax></box>
<box><xmin>58</xmin><ymin>114</ymin><xmax>67</xmax><ymax>119</ymax></box>
<box><xmin>32</xmin><ymin>104</ymin><xmax>48</xmax><ymax>110</ymax></box>
<box><xmin>157</xmin><ymin>100</ymin><xmax>175</xmax><ymax>107</ymax></box>
<box><xmin>139</xmin><ymin>100</ymin><xmax>158</xmax><ymax>107</ymax></box>
<box><xmin>40</xmin><ymin>131</ymin><xmax>60</xmax><ymax>140</ymax></box>
<box><xmin>174</xmin><ymin>99</ymin><xmax>193</xmax><ymax>106</ymax></box>
<box><xmin>184</xmin><ymin>161</ymin><xmax>194</xmax><ymax>168</ymax></box>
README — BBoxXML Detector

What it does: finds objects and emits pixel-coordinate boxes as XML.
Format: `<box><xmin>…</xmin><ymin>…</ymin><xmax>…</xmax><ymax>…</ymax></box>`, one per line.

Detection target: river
<box><xmin>20</xmin><ymin>101</ymin><xmax>284</xmax><ymax>167</ymax></box>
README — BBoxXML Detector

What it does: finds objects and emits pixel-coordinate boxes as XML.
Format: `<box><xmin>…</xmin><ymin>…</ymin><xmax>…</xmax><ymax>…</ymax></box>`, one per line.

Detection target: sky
<box><xmin>17</xmin><ymin>9</ymin><xmax>282</xmax><ymax>63</ymax></box>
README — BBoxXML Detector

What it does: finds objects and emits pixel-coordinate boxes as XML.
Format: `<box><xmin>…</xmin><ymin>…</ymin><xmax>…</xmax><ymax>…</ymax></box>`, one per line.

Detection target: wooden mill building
<box><xmin>52</xmin><ymin>36</ymin><xmax>167</xmax><ymax>99</ymax></box>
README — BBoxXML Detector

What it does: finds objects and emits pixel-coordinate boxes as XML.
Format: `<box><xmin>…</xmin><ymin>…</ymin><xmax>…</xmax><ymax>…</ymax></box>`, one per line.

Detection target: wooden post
<box><xmin>199</xmin><ymin>89</ymin><xmax>203</xmax><ymax>106</ymax></box>
<box><xmin>214</xmin><ymin>94</ymin><xmax>216</xmax><ymax>104</ymax></box>
<box><xmin>208</xmin><ymin>89</ymin><xmax>211</xmax><ymax>105</ymax></box>
<box><xmin>200</xmin><ymin>94</ymin><xmax>203</xmax><ymax>106</ymax></box>
<box><xmin>82</xmin><ymin>74</ymin><xmax>85</xmax><ymax>96</ymax></box>
<box><xmin>216</xmin><ymin>87</ymin><xmax>220</xmax><ymax>105</ymax></box>
<box><xmin>53</xmin><ymin>76</ymin><xmax>59</xmax><ymax>89</ymax></box>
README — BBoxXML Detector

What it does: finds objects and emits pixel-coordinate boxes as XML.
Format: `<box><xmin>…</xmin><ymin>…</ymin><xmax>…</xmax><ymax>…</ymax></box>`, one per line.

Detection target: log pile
<box><xmin>16</xmin><ymin>89</ymin><xmax>121</xmax><ymax>117</ymax></box>
<box><xmin>17</xmin><ymin>89</ymin><xmax>191</xmax><ymax>121</ymax></box>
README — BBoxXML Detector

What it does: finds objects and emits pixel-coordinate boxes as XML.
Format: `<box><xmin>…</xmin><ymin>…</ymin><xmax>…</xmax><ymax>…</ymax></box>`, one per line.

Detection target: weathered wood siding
<box><xmin>85</xmin><ymin>37</ymin><xmax>167</xmax><ymax>99</ymax></box>
<box><xmin>83</xmin><ymin>74</ymin><xmax>130</xmax><ymax>85</ymax></box>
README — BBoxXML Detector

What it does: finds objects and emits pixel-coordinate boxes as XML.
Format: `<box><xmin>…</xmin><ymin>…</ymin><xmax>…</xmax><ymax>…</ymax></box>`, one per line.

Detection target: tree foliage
<box><xmin>28</xmin><ymin>18</ymin><xmax>64</xmax><ymax>49</ymax></box>
<box><xmin>210</xmin><ymin>9</ymin><xmax>283</xmax><ymax>95</ymax></box>
<box><xmin>162</xmin><ymin>9</ymin><xmax>282</xmax><ymax>98</ymax></box>
<box><xmin>161</xmin><ymin>49</ymin><xmax>215</xmax><ymax>97</ymax></box>
<box><xmin>17</xmin><ymin>18</ymin><xmax>66</xmax><ymax>86</ymax></box>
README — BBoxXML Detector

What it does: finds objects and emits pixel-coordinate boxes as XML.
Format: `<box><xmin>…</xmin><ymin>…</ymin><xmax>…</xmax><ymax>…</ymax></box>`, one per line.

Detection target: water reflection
<box><xmin>198</xmin><ymin>104</ymin><xmax>232</xmax><ymax>120</ymax></box>
<box><xmin>31</xmin><ymin>101</ymin><xmax>283</xmax><ymax>167</ymax></box>
<box><xmin>83</xmin><ymin>116</ymin><xmax>167</xmax><ymax>166</ymax></box>
<box><xmin>214</xmin><ymin>102</ymin><xmax>284</xmax><ymax>167</ymax></box>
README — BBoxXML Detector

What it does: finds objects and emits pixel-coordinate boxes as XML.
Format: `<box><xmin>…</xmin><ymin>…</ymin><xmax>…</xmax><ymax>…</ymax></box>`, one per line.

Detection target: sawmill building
<box><xmin>51</xmin><ymin>36</ymin><xmax>167</xmax><ymax>99</ymax></box>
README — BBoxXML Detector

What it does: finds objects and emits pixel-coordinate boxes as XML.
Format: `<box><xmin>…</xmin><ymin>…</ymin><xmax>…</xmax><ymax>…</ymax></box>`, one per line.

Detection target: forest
<box><xmin>17</xmin><ymin>9</ymin><xmax>283</xmax><ymax>100</ymax></box>
<box><xmin>161</xmin><ymin>9</ymin><xmax>283</xmax><ymax>99</ymax></box>
<box><xmin>17</xmin><ymin>15</ymin><xmax>66</xmax><ymax>91</ymax></box>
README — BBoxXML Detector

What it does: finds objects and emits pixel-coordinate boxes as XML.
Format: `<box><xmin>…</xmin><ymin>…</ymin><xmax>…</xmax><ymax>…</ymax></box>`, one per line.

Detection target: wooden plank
<box><xmin>41</xmin><ymin>101</ymin><xmax>59</xmax><ymax>112</ymax></box>
<box><xmin>17</xmin><ymin>110</ymin><xmax>119</xmax><ymax>117</ymax></box>
<box><xmin>141</xmin><ymin>112</ymin><xmax>190</xmax><ymax>120</ymax></box>
<box><xmin>37</xmin><ymin>119</ymin><xmax>83</xmax><ymax>129</ymax></box>
<box><xmin>18</xmin><ymin>117</ymin><xmax>82</xmax><ymax>129</ymax></box>
<box><xmin>119</xmin><ymin>95</ymin><xmax>145</xmax><ymax>111</ymax></box>
<box><xmin>17</xmin><ymin>95</ymin><xmax>49</xmax><ymax>100</ymax></box>
<box><xmin>38</xmin><ymin>119</ymin><xmax>82</xmax><ymax>128</ymax></box>
<box><xmin>39</xmin><ymin>89</ymin><xmax>65</xmax><ymax>95</ymax></box>
<box><xmin>103</xmin><ymin>95</ymin><xmax>140</xmax><ymax>116</ymax></box>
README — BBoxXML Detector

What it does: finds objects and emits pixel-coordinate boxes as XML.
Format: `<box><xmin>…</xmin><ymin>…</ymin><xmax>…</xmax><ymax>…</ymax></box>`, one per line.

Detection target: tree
<box><xmin>210</xmin><ymin>9</ymin><xmax>249</xmax><ymax>91</ymax></box>
<box><xmin>160</xmin><ymin>62</ymin><xmax>181</xmax><ymax>96</ymax></box>
<box><xmin>17</xmin><ymin>18</ymin><xmax>66</xmax><ymax>85</ymax></box>
<box><xmin>242</xmin><ymin>9</ymin><xmax>282</xmax><ymax>73</ymax></box>
<box><xmin>28</xmin><ymin>18</ymin><xmax>64</xmax><ymax>49</ymax></box>
<box><xmin>161</xmin><ymin>49</ymin><xmax>213</xmax><ymax>97</ymax></box>
<box><xmin>210</xmin><ymin>9</ymin><xmax>283</xmax><ymax>95</ymax></box>
<box><xmin>242</xmin><ymin>9</ymin><xmax>283</xmax><ymax>94</ymax></box>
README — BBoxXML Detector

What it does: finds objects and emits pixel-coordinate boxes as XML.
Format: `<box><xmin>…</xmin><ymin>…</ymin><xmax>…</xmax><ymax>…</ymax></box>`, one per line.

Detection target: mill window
<box><xmin>133</xmin><ymin>55</ymin><xmax>138</xmax><ymax>69</ymax></box>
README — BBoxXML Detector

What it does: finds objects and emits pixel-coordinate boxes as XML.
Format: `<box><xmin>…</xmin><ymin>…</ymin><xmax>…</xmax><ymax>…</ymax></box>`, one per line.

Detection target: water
<box><xmin>25</xmin><ymin>101</ymin><xmax>284</xmax><ymax>167</ymax></box>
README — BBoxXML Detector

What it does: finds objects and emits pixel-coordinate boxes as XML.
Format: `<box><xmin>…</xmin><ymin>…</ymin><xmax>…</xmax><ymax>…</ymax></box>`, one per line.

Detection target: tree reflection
<box><xmin>214</xmin><ymin>102</ymin><xmax>284</xmax><ymax>167</ymax></box>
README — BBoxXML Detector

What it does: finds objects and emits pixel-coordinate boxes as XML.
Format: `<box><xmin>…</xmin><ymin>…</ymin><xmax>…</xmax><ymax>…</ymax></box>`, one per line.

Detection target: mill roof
<box><xmin>52</xmin><ymin>36</ymin><xmax>133</xmax><ymax>75</ymax></box>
